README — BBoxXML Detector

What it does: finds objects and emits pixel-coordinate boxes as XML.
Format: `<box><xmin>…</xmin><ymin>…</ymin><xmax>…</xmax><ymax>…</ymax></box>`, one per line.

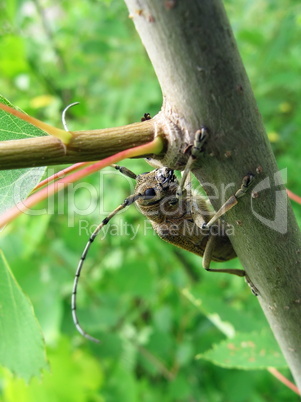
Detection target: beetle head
<box><xmin>135</xmin><ymin>167</ymin><xmax>179</xmax><ymax>207</ymax></box>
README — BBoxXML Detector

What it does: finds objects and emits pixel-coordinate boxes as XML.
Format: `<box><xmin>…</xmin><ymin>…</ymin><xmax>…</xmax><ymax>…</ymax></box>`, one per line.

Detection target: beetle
<box><xmin>71</xmin><ymin>128</ymin><xmax>254</xmax><ymax>342</ymax></box>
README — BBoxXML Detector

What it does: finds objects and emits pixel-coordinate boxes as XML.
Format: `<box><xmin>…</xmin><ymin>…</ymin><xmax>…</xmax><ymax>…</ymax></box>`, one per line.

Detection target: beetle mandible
<box><xmin>71</xmin><ymin>127</ymin><xmax>254</xmax><ymax>343</ymax></box>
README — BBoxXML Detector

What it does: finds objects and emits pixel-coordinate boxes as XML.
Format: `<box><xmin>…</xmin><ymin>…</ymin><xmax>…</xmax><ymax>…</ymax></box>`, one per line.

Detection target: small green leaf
<box><xmin>0</xmin><ymin>95</ymin><xmax>46</xmax><ymax>214</ymax></box>
<box><xmin>0</xmin><ymin>95</ymin><xmax>48</xmax><ymax>140</ymax></box>
<box><xmin>0</xmin><ymin>250</ymin><xmax>48</xmax><ymax>381</ymax></box>
<box><xmin>196</xmin><ymin>330</ymin><xmax>287</xmax><ymax>370</ymax></box>
<box><xmin>1</xmin><ymin>338</ymin><xmax>103</xmax><ymax>401</ymax></box>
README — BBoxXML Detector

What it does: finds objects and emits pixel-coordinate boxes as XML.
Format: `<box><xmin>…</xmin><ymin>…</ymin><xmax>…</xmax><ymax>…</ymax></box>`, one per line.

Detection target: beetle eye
<box><xmin>144</xmin><ymin>188</ymin><xmax>156</xmax><ymax>198</ymax></box>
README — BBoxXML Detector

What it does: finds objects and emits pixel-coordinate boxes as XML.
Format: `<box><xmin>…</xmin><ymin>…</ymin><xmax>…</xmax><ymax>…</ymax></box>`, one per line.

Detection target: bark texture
<box><xmin>0</xmin><ymin>119</ymin><xmax>160</xmax><ymax>169</ymax></box>
<box><xmin>124</xmin><ymin>0</ymin><xmax>301</xmax><ymax>387</ymax></box>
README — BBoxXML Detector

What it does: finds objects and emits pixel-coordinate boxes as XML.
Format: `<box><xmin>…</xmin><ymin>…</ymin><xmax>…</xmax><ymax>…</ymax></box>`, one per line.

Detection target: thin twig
<box><xmin>287</xmin><ymin>189</ymin><xmax>301</xmax><ymax>205</ymax></box>
<box><xmin>268</xmin><ymin>367</ymin><xmax>300</xmax><ymax>395</ymax></box>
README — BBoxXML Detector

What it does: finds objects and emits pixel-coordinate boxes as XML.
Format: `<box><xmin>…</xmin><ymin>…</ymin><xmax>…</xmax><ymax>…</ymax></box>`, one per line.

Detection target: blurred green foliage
<box><xmin>0</xmin><ymin>0</ymin><xmax>300</xmax><ymax>400</ymax></box>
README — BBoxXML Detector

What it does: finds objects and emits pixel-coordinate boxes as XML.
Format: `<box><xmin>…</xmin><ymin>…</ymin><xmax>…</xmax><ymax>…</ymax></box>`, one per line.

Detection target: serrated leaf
<box><xmin>0</xmin><ymin>95</ymin><xmax>49</xmax><ymax>140</ymax></box>
<box><xmin>196</xmin><ymin>330</ymin><xmax>287</xmax><ymax>370</ymax></box>
<box><xmin>0</xmin><ymin>250</ymin><xmax>48</xmax><ymax>381</ymax></box>
<box><xmin>0</xmin><ymin>95</ymin><xmax>46</xmax><ymax>214</ymax></box>
<box><xmin>1</xmin><ymin>338</ymin><xmax>103</xmax><ymax>401</ymax></box>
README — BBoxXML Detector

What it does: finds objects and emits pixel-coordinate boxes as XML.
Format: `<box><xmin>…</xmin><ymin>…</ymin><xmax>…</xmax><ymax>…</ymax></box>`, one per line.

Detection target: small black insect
<box><xmin>141</xmin><ymin>113</ymin><xmax>151</xmax><ymax>121</ymax></box>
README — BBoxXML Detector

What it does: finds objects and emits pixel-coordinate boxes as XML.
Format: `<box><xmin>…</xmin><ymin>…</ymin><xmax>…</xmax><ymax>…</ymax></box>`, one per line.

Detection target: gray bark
<box><xmin>124</xmin><ymin>0</ymin><xmax>301</xmax><ymax>388</ymax></box>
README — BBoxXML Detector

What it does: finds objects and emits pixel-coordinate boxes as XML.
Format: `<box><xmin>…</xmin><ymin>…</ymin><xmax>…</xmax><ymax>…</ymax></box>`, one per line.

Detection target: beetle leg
<box><xmin>203</xmin><ymin>174</ymin><xmax>254</xmax><ymax>229</ymax></box>
<box><xmin>201</xmin><ymin>176</ymin><xmax>260</xmax><ymax>290</ymax></box>
<box><xmin>245</xmin><ymin>274</ymin><xmax>259</xmax><ymax>296</ymax></box>
<box><xmin>111</xmin><ymin>164</ymin><xmax>137</xmax><ymax>179</ymax></box>
<box><xmin>202</xmin><ymin>235</ymin><xmax>245</xmax><ymax>277</ymax></box>
<box><xmin>203</xmin><ymin>234</ymin><xmax>258</xmax><ymax>292</ymax></box>
<box><xmin>177</xmin><ymin>127</ymin><xmax>208</xmax><ymax>199</ymax></box>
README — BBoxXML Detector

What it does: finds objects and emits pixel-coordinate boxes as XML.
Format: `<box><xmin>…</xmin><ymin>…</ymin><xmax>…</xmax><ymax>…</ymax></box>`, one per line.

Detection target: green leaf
<box><xmin>196</xmin><ymin>330</ymin><xmax>287</xmax><ymax>370</ymax></box>
<box><xmin>1</xmin><ymin>338</ymin><xmax>104</xmax><ymax>402</ymax></box>
<box><xmin>0</xmin><ymin>250</ymin><xmax>48</xmax><ymax>381</ymax></box>
<box><xmin>0</xmin><ymin>95</ymin><xmax>46</xmax><ymax>214</ymax></box>
<box><xmin>181</xmin><ymin>284</ymin><xmax>266</xmax><ymax>337</ymax></box>
<box><xmin>0</xmin><ymin>95</ymin><xmax>49</xmax><ymax>141</ymax></box>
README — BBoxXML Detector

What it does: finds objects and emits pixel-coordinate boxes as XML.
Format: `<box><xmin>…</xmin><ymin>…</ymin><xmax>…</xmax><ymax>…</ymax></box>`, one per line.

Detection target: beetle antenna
<box><xmin>71</xmin><ymin>192</ymin><xmax>142</xmax><ymax>343</ymax></box>
<box><xmin>62</xmin><ymin>102</ymin><xmax>80</xmax><ymax>131</ymax></box>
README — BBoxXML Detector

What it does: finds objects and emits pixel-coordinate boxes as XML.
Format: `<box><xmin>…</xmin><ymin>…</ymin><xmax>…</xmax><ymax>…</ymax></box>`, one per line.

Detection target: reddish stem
<box><xmin>287</xmin><ymin>189</ymin><xmax>301</xmax><ymax>205</ymax></box>
<box><xmin>34</xmin><ymin>162</ymin><xmax>91</xmax><ymax>191</ymax></box>
<box><xmin>0</xmin><ymin>102</ymin><xmax>71</xmax><ymax>144</ymax></box>
<box><xmin>268</xmin><ymin>367</ymin><xmax>300</xmax><ymax>395</ymax></box>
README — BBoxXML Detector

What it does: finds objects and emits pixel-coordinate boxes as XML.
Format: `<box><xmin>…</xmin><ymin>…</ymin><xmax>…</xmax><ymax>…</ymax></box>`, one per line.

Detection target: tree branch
<box><xmin>0</xmin><ymin>118</ymin><xmax>165</xmax><ymax>169</ymax></box>
<box><xmin>124</xmin><ymin>0</ymin><xmax>301</xmax><ymax>388</ymax></box>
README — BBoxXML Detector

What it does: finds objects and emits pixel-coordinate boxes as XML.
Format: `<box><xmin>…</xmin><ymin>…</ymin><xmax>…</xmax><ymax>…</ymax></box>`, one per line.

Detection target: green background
<box><xmin>0</xmin><ymin>0</ymin><xmax>300</xmax><ymax>400</ymax></box>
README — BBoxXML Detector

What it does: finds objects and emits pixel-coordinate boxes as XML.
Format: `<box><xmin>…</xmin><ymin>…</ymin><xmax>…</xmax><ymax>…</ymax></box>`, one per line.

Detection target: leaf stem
<box><xmin>268</xmin><ymin>367</ymin><xmax>300</xmax><ymax>395</ymax></box>
<box><xmin>0</xmin><ymin>103</ymin><xmax>72</xmax><ymax>144</ymax></box>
